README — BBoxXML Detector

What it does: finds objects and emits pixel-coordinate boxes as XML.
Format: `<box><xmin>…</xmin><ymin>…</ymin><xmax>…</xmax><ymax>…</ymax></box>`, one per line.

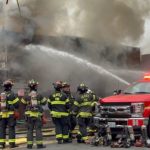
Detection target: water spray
<box><xmin>25</xmin><ymin>45</ymin><xmax>130</xmax><ymax>86</ymax></box>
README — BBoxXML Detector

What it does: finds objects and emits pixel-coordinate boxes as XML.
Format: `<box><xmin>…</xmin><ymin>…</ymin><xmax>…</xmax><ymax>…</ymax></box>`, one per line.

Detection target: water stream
<box><xmin>25</xmin><ymin>44</ymin><xmax>130</xmax><ymax>85</ymax></box>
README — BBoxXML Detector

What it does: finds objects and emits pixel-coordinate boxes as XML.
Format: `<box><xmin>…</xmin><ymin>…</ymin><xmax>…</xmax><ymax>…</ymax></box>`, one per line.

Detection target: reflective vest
<box><xmin>48</xmin><ymin>92</ymin><xmax>69</xmax><ymax>118</ymax></box>
<box><xmin>74</xmin><ymin>93</ymin><xmax>95</xmax><ymax>118</ymax></box>
<box><xmin>21</xmin><ymin>91</ymin><xmax>46</xmax><ymax>118</ymax></box>
<box><xmin>0</xmin><ymin>91</ymin><xmax>19</xmax><ymax>118</ymax></box>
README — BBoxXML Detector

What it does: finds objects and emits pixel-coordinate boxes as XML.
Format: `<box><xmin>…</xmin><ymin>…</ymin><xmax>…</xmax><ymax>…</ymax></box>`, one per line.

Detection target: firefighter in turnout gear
<box><xmin>87</xmin><ymin>89</ymin><xmax>99</xmax><ymax>134</ymax></box>
<box><xmin>0</xmin><ymin>80</ymin><xmax>19</xmax><ymax>148</ymax></box>
<box><xmin>62</xmin><ymin>82</ymin><xmax>76</xmax><ymax>141</ymax></box>
<box><xmin>73</xmin><ymin>83</ymin><xmax>95</xmax><ymax>144</ymax></box>
<box><xmin>48</xmin><ymin>81</ymin><xmax>70</xmax><ymax>144</ymax></box>
<box><xmin>21</xmin><ymin>80</ymin><xmax>46</xmax><ymax>149</ymax></box>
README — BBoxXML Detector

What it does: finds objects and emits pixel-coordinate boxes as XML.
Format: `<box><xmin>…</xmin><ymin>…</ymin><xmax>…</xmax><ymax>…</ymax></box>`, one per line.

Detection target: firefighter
<box><xmin>73</xmin><ymin>83</ymin><xmax>95</xmax><ymax>144</ymax></box>
<box><xmin>62</xmin><ymin>82</ymin><xmax>76</xmax><ymax>140</ymax></box>
<box><xmin>48</xmin><ymin>81</ymin><xmax>70</xmax><ymax>144</ymax></box>
<box><xmin>0</xmin><ymin>79</ymin><xmax>19</xmax><ymax>148</ymax></box>
<box><xmin>21</xmin><ymin>79</ymin><xmax>46</xmax><ymax>149</ymax></box>
<box><xmin>87</xmin><ymin>89</ymin><xmax>99</xmax><ymax>134</ymax></box>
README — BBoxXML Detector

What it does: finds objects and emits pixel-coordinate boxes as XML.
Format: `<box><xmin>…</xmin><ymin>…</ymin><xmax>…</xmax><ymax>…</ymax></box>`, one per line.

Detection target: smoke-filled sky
<box><xmin>0</xmin><ymin>0</ymin><xmax>150</xmax><ymax>54</ymax></box>
<box><xmin>0</xmin><ymin>0</ymin><xmax>148</xmax><ymax>96</ymax></box>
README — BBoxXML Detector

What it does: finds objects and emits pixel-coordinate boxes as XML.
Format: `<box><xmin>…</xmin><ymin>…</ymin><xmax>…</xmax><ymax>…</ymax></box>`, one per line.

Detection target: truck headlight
<box><xmin>131</xmin><ymin>103</ymin><xmax>144</xmax><ymax>117</ymax></box>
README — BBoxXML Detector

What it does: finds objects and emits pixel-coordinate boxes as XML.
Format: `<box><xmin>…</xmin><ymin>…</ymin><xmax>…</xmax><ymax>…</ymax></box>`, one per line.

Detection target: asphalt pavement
<box><xmin>7</xmin><ymin>141</ymin><xmax>150</xmax><ymax>150</ymax></box>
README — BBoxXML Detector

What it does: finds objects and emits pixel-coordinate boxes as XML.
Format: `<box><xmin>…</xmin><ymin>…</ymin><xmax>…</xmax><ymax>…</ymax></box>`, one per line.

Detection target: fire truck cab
<box><xmin>94</xmin><ymin>73</ymin><xmax>150</xmax><ymax>147</ymax></box>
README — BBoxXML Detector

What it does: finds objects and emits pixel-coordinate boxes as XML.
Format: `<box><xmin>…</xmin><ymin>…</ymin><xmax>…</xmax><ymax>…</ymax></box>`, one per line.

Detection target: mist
<box><xmin>0</xmin><ymin>0</ymin><xmax>149</xmax><ymax>95</ymax></box>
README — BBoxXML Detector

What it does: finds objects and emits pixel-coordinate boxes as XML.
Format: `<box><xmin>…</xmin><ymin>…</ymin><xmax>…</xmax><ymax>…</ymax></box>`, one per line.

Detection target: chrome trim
<box><xmin>100</xmin><ymin>105</ymin><xmax>131</xmax><ymax>115</ymax></box>
<box><xmin>94</xmin><ymin>117</ymin><xmax>149</xmax><ymax>121</ymax></box>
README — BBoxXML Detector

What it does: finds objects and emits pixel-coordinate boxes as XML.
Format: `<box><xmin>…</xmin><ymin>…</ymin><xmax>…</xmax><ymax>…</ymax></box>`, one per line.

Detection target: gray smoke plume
<box><xmin>0</xmin><ymin>0</ymin><xmax>148</xmax><ymax>95</ymax></box>
<box><xmin>3</xmin><ymin>0</ymin><xmax>150</xmax><ymax>61</ymax></box>
<box><xmin>4</xmin><ymin>0</ymin><xmax>150</xmax><ymax>44</ymax></box>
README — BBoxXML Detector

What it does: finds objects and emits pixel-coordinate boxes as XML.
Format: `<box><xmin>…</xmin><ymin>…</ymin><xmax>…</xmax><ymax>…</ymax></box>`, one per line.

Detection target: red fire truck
<box><xmin>93</xmin><ymin>73</ymin><xmax>150</xmax><ymax>147</ymax></box>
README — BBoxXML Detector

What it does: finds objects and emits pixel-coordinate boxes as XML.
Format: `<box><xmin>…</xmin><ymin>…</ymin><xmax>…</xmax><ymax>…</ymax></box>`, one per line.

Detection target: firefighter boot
<box><xmin>63</xmin><ymin>139</ymin><xmax>72</xmax><ymax>144</ymax></box>
<box><xmin>37</xmin><ymin>144</ymin><xmax>46</xmax><ymax>149</ymax></box>
<box><xmin>84</xmin><ymin>139</ymin><xmax>91</xmax><ymax>144</ymax></box>
<box><xmin>27</xmin><ymin>145</ymin><xmax>33</xmax><ymax>149</ymax></box>
<box><xmin>57</xmin><ymin>139</ymin><xmax>63</xmax><ymax>144</ymax></box>
<box><xmin>76</xmin><ymin>134</ymin><xmax>84</xmax><ymax>143</ymax></box>
<box><xmin>0</xmin><ymin>144</ymin><xmax>5</xmax><ymax>149</ymax></box>
<box><xmin>9</xmin><ymin>143</ymin><xmax>18</xmax><ymax>148</ymax></box>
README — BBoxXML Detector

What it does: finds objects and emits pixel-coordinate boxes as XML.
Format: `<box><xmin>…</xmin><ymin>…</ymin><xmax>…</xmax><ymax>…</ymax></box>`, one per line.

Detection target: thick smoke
<box><xmin>0</xmin><ymin>0</ymin><xmax>148</xmax><ymax>95</ymax></box>
<box><xmin>4</xmin><ymin>0</ymin><xmax>150</xmax><ymax>44</ymax></box>
<box><xmin>3</xmin><ymin>0</ymin><xmax>149</xmax><ymax>61</ymax></box>
<box><xmin>3</xmin><ymin>0</ymin><xmax>150</xmax><ymax>58</ymax></box>
<box><xmin>12</xmin><ymin>45</ymin><xmax>143</xmax><ymax>96</ymax></box>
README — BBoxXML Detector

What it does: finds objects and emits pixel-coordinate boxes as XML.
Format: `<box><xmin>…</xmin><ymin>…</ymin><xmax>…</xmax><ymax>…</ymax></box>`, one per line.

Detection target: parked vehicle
<box><xmin>93</xmin><ymin>73</ymin><xmax>150</xmax><ymax>147</ymax></box>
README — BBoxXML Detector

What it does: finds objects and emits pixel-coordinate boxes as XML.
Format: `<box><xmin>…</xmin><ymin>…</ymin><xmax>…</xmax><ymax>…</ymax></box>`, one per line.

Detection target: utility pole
<box><xmin>2</xmin><ymin>1</ymin><xmax>8</xmax><ymax>80</ymax></box>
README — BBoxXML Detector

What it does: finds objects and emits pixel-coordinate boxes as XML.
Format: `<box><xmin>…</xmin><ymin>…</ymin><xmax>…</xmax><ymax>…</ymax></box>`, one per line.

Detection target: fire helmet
<box><xmin>53</xmin><ymin>81</ymin><xmax>62</xmax><ymax>91</ymax></box>
<box><xmin>28</xmin><ymin>79</ymin><xmax>39</xmax><ymax>90</ymax></box>
<box><xmin>62</xmin><ymin>82</ymin><xmax>70</xmax><ymax>88</ymax></box>
<box><xmin>62</xmin><ymin>82</ymin><xmax>70</xmax><ymax>94</ymax></box>
<box><xmin>3</xmin><ymin>79</ymin><xmax>14</xmax><ymax>87</ymax></box>
<box><xmin>3</xmin><ymin>79</ymin><xmax>14</xmax><ymax>91</ymax></box>
<box><xmin>77</xmin><ymin>83</ymin><xmax>88</xmax><ymax>93</ymax></box>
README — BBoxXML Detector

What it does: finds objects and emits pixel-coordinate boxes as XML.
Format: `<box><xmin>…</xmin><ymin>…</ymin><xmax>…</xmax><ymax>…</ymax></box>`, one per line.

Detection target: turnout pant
<box><xmin>68</xmin><ymin>115</ymin><xmax>76</xmax><ymax>138</ymax></box>
<box><xmin>69</xmin><ymin>115</ymin><xmax>76</xmax><ymax>131</ymax></box>
<box><xmin>27</xmin><ymin>117</ymin><xmax>43</xmax><ymax>146</ymax></box>
<box><xmin>78</xmin><ymin>117</ymin><xmax>92</xmax><ymax>141</ymax></box>
<box><xmin>89</xmin><ymin>117</ymin><xmax>96</xmax><ymax>133</ymax></box>
<box><xmin>0</xmin><ymin>117</ymin><xmax>16</xmax><ymax>146</ymax></box>
<box><xmin>52</xmin><ymin>117</ymin><xmax>69</xmax><ymax>141</ymax></box>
